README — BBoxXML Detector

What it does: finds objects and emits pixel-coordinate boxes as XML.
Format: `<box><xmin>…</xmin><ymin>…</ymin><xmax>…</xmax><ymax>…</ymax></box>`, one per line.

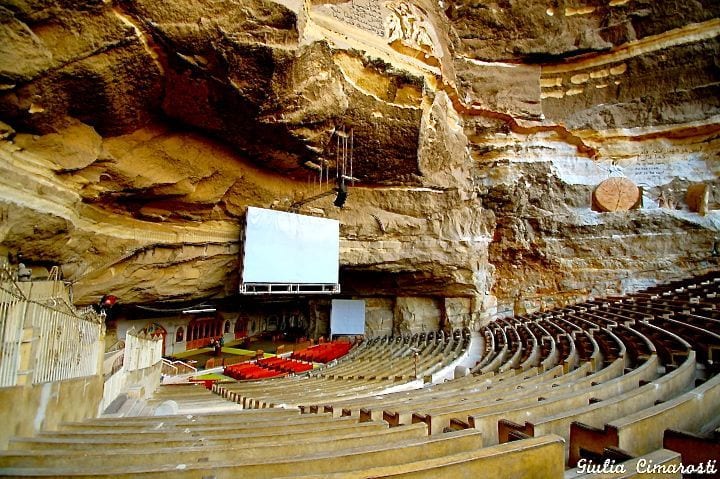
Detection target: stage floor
<box><xmin>175</xmin><ymin>338</ymin><xmax>312</xmax><ymax>370</ymax></box>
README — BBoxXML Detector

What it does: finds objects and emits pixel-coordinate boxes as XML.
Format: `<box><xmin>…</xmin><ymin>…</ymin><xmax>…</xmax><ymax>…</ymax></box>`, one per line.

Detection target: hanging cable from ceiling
<box><xmin>334</xmin><ymin>126</ymin><xmax>351</xmax><ymax>207</ymax></box>
<box><xmin>291</xmin><ymin>125</ymin><xmax>357</xmax><ymax>211</ymax></box>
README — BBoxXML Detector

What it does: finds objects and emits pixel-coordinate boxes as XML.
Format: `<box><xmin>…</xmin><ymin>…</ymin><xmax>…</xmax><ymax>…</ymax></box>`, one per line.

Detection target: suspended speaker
<box><xmin>334</xmin><ymin>184</ymin><xmax>347</xmax><ymax>208</ymax></box>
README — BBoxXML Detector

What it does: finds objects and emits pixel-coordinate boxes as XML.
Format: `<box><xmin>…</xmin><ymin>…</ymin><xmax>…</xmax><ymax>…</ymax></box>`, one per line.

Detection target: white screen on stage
<box><xmin>242</xmin><ymin>207</ymin><xmax>340</xmax><ymax>284</ymax></box>
<box><xmin>330</xmin><ymin>299</ymin><xmax>366</xmax><ymax>336</ymax></box>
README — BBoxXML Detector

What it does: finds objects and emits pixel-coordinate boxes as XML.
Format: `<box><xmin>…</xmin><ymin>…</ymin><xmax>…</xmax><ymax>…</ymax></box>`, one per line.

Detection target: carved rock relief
<box><xmin>319</xmin><ymin>0</ymin><xmax>441</xmax><ymax>59</ymax></box>
<box><xmin>384</xmin><ymin>1</ymin><xmax>435</xmax><ymax>54</ymax></box>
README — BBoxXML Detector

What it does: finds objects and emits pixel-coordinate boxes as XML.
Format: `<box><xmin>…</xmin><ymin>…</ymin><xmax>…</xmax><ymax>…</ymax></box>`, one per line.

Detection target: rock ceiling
<box><xmin>0</xmin><ymin>0</ymin><xmax>718</xmax><ymax>315</ymax></box>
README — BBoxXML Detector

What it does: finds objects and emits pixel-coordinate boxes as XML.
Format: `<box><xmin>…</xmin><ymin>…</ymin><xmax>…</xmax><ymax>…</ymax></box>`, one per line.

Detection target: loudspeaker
<box><xmin>334</xmin><ymin>184</ymin><xmax>347</xmax><ymax>207</ymax></box>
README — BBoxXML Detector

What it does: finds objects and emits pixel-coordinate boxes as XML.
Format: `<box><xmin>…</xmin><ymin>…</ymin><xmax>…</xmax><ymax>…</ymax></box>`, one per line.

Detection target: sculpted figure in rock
<box><xmin>385</xmin><ymin>1</ymin><xmax>434</xmax><ymax>52</ymax></box>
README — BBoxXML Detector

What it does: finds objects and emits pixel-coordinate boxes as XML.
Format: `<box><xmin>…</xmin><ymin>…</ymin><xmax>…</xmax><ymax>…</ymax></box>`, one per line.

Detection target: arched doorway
<box><xmin>186</xmin><ymin>316</ymin><xmax>224</xmax><ymax>350</ymax></box>
<box><xmin>235</xmin><ymin>316</ymin><xmax>248</xmax><ymax>339</ymax></box>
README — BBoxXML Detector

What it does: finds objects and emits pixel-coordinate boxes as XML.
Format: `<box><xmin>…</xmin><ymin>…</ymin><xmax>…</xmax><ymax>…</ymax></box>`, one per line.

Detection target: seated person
<box><xmin>17</xmin><ymin>263</ymin><xmax>32</xmax><ymax>282</ymax></box>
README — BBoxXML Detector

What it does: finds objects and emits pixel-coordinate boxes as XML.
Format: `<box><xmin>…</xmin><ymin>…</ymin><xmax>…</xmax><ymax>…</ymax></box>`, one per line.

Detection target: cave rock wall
<box><xmin>0</xmin><ymin>0</ymin><xmax>717</xmax><ymax>331</ymax></box>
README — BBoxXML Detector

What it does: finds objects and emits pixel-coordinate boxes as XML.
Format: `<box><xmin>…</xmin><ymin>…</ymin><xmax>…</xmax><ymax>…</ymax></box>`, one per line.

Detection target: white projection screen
<box><xmin>240</xmin><ymin>207</ymin><xmax>340</xmax><ymax>293</ymax></box>
<box><xmin>330</xmin><ymin>299</ymin><xmax>366</xmax><ymax>336</ymax></box>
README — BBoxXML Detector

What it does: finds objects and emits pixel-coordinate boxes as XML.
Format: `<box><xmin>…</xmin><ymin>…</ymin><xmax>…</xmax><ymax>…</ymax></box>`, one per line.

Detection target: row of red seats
<box><xmin>290</xmin><ymin>341</ymin><xmax>353</xmax><ymax>363</ymax></box>
<box><xmin>258</xmin><ymin>357</ymin><xmax>313</xmax><ymax>374</ymax></box>
<box><xmin>223</xmin><ymin>362</ymin><xmax>285</xmax><ymax>380</ymax></box>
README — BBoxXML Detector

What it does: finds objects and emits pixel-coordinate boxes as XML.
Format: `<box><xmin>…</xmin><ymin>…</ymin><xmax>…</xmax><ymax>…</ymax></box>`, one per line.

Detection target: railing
<box><xmin>31</xmin><ymin>301</ymin><xmax>101</xmax><ymax>383</ymax></box>
<box><xmin>0</xmin><ymin>264</ymin><xmax>103</xmax><ymax>388</ymax></box>
<box><xmin>0</xmin><ymin>286</ymin><xmax>27</xmax><ymax>387</ymax></box>
<box><xmin>99</xmin><ymin>329</ymin><xmax>162</xmax><ymax>413</ymax></box>
<box><xmin>104</xmin><ymin>350</ymin><xmax>125</xmax><ymax>380</ymax></box>
<box><xmin>161</xmin><ymin>358</ymin><xmax>197</xmax><ymax>376</ymax></box>
<box><xmin>105</xmin><ymin>339</ymin><xmax>125</xmax><ymax>354</ymax></box>
<box><xmin>123</xmin><ymin>329</ymin><xmax>163</xmax><ymax>372</ymax></box>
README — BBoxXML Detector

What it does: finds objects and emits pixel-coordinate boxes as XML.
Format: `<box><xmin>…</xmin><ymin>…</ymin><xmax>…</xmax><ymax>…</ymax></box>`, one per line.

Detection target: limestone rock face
<box><xmin>448</xmin><ymin>0</ymin><xmax>720</xmax><ymax>61</ymax></box>
<box><xmin>0</xmin><ymin>0</ymin><xmax>718</xmax><ymax>331</ymax></box>
<box><xmin>394</xmin><ymin>296</ymin><xmax>441</xmax><ymax>335</ymax></box>
<box><xmin>364</xmin><ymin>297</ymin><xmax>394</xmax><ymax>337</ymax></box>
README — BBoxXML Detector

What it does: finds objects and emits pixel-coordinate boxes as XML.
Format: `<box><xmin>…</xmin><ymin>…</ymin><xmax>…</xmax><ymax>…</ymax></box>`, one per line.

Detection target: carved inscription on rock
<box><xmin>328</xmin><ymin>0</ymin><xmax>385</xmax><ymax>37</ymax></box>
<box><xmin>624</xmin><ymin>163</ymin><xmax>666</xmax><ymax>186</ymax></box>
<box><xmin>320</xmin><ymin>0</ymin><xmax>439</xmax><ymax>57</ymax></box>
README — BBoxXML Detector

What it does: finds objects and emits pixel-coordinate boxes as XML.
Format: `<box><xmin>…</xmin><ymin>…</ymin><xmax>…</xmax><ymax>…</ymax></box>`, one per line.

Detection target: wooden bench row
<box><xmin>0</xmin><ymin>421</ymin><xmax>565</xmax><ymax>479</ymax></box>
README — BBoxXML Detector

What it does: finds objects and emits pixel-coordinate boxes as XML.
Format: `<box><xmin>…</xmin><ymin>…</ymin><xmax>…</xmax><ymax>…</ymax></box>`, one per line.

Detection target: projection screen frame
<box><xmin>239</xmin><ymin>207</ymin><xmax>341</xmax><ymax>295</ymax></box>
<box><xmin>240</xmin><ymin>283</ymin><xmax>340</xmax><ymax>295</ymax></box>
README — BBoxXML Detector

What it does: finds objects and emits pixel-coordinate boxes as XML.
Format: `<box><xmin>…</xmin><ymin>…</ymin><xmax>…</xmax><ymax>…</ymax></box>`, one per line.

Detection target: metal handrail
<box><xmin>0</xmin><ymin>263</ymin><xmax>27</xmax><ymax>299</ymax></box>
<box><xmin>161</xmin><ymin>358</ymin><xmax>197</xmax><ymax>375</ymax></box>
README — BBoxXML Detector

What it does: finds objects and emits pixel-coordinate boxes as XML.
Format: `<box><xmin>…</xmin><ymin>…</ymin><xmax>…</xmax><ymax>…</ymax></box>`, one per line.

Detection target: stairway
<box><xmin>101</xmin><ymin>383</ymin><xmax>245</xmax><ymax>418</ymax></box>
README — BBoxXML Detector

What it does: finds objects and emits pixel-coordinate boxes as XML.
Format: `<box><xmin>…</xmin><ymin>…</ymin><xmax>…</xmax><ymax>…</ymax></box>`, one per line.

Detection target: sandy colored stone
<box><xmin>13</xmin><ymin>120</ymin><xmax>102</xmax><ymax>171</ymax></box>
<box><xmin>0</xmin><ymin>0</ymin><xmax>716</xmax><ymax>327</ymax></box>
<box><xmin>394</xmin><ymin>297</ymin><xmax>441</xmax><ymax>335</ymax></box>
<box><xmin>364</xmin><ymin>298</ymin><xmax>394</xmax><ymax>337</ymax></box>
<box><xmin>593</xmin><ymin>177</ymin><xmax>640</xmax><ymax>212</ymax></box>
<box><xmin>686</xmin><ymin>183</ymin><xmax>709</xmax><ymax>215</ymax></box>
<box><xmin>443</xmin><ymin>297</ymin><xmax>472</xmax><ymax>331</ymax></box>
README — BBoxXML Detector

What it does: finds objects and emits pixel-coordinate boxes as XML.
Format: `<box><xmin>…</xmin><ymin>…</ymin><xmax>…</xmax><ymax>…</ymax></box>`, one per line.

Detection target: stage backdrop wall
<box><xmin>330</xmin><ymin>299</ymin><xmax>366</xmax><ymax>336</ymax></box>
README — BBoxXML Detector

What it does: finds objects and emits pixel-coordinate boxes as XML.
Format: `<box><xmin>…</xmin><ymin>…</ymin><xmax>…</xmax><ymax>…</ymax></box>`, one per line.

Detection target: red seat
<box><xmin>290</xmin><ymin>341</ymin><xmax>352</xmax><ymax>363</ymax></box>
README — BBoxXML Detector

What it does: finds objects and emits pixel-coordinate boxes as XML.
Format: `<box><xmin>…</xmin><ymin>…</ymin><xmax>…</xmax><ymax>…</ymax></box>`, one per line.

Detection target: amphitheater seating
<box><xmin>507</xmin><ymin>353</ymin><xmax>694</xmax><ymax>462</ymax></box>
<box><xmin>286</xmin><ymin>434</ymin><xmax>566</xmax><ymax>479</ymax></box>
<box><xmin>309</xmin><ymin>274</ymin><xmax>718</xmax><ymax>470</ymax></box>
<box><xmin>215</xmin><ymin>331</ymin><xmax>469</xmax><ymax>410</ymax></box>
<box><xmin>1</xmin><ymin>432</ymin><xmax>565</xmax><ymax>478</ymax></box>
<box><xmin>222</xmin><ymin>356</ymin><xmax>314</xmax><ymax>380</ymax></box>
<box><xmin>3</xmin><ymin>273</ymin><xmax>720</xmax><ymax>478</ymax></box>
<box><xmin>408</xmin><ymin>356</ymin><xmax>618</xmax><ymax>436</ymax></box>
<box><xmin>0</xmin><ymin>381</ymin><xmax>566</xmax><ymax>478</ymax></box>
<box><xmin>0</xmin><ymin>392</ymin><xmax>564</xmax><ymax>479</ymax></box>
<box><xmin>0</xmin><ymin>423</ymin><xmax>431</xmax><ymax>468</ymax></box>
<box><xmin>662</xmin><ymin>429</ymin><xmax>720</xmax><ymax>473</ymax></box>
<box><xmin>474</xmin><ymin>323</ymin><xmax>509</xmax><ymax>373</ymax></box>
<box><xmin>210</xmin><ymin>272</ymin><xmax>720</xmax><ymax>471</ymax></box>
<box><xmin>290</xmin><ymin>340</ymin><xmax>353</xmax><ymax>363</ymax></box>
<box><xmin>568</xmin><ymin>368</ymin><xmax>720</xmax><ymax>466</ymax></box>
<box><xmin>224</xmin><ymin>362</ymin><xmax>286</xmax><ymax>380</ymax></box>
<box><xmin>355</xmin><ymin>364</ymin><xmax>560</xmax><ymax>425</ymax></box>
<box><xmin>258</xmin><ymin>357</ymin><xmax>314</xmax><ymax>374</ymax></box>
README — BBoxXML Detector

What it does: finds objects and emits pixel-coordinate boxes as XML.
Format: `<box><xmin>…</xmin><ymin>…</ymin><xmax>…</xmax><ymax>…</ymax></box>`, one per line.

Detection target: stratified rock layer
<box><xmin>0</xmin><ymin>0</ymin><xmax>718</xmax><ymax>329</ymax></box>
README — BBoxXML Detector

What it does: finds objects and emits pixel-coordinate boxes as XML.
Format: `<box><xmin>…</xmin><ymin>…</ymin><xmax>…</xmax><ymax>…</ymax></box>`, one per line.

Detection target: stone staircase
<box><xmin>102</xmin><ymin>383</ymin><xmax>245</xmax><ymax>417</ymax></box>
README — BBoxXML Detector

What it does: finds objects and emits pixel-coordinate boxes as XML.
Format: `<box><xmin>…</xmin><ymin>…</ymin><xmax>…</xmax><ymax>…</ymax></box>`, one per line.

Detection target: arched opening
<box><xmin>234</xmin><ymin>317</ymin><xmax>248</xmax><ymax>339</ymax></box>
<box><xmin>186</xmin><ymin>317</ymin><xmax>223</xmax><ymax>350</ymax></box>
<box><xmin>176</xmin><ymin>327</ymin><xmax>184</xmax><ymax>343</ymax></box>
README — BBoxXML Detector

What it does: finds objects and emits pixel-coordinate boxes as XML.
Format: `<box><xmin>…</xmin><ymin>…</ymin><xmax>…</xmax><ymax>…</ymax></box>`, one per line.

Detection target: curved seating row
<box><xmin>0</xmin><ymin>383</ymin><xmax>564</xmax><ymax>478</ymax></box>
<box><xmin>214</xmin><ymin>331</ymin><xmax>470</xmax><ymax>410</ymax></box>
<box><xmin>224</xmin><ymin>356</ymin><xmax>316</xmax><ymax>380</ymax></box>
<box><xmin>290</xmin><ymin>341</ymin><xmax>354</xmax><ymax>363</ymax></box>
<box><xmin>210</xmin><ymin>272</ymin><xmax>720</xmax><ymax>473</ymax></box>
<box><xmin>2</xmin><ymin>273</ymin><xmax>719</xmax><ymax>477</ymax></box>
<box><xmin>224</xmin><ymin>362</ymin><xmax>286</xmax><ymax>380</ymax></box>
<box><xmin>258</xmin><ymin>357</ymin><xmax>314</xmax><ymax>374</ymax></box>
